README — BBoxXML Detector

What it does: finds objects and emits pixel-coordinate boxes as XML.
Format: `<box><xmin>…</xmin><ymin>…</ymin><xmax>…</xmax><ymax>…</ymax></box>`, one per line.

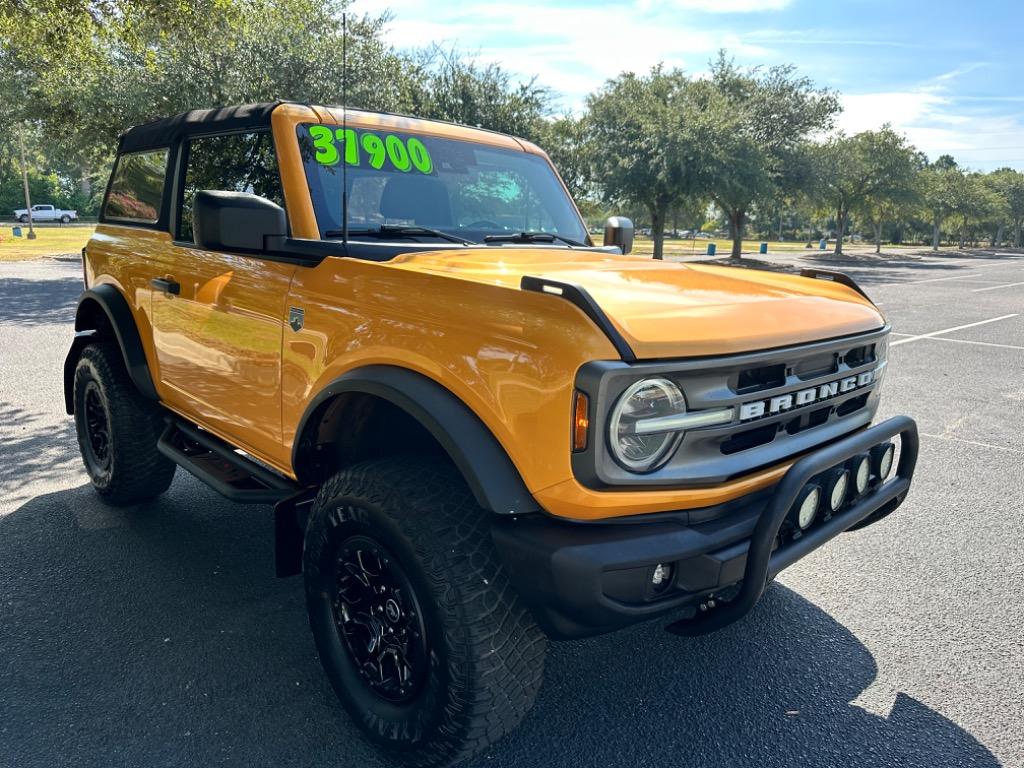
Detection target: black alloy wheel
<box><xmin>332</xmin><ymin>534</ymin><xmax>429</xmax><ymax>704</ymax></box>
<box><xmin>82</xmin><ymin>380</ymin><xmax>112</xmax><ymax>474</ymax></box>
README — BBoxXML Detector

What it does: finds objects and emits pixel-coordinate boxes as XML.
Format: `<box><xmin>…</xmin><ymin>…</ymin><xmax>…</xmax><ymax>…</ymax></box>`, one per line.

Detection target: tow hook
<box><xmin>698</xmin><ymin>596</ymin><xmax>717</xmax><ymax>612</ymax></box>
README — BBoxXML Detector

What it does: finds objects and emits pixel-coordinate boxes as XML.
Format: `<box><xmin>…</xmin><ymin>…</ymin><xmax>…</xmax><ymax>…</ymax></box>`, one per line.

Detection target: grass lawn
<box><xmin>628</xmin><ymin>236</ymin><xmax>923</xmax><ymax>258</ymax></box>
<box><xmin>0</xmin><ymin>225</ymin><xmax>95</xmax><ymax>262</ymax></box>
<box><xmin>631</xmin><ymin>237</ymin><xmax>811</xmax><ymax>258</ymax></box>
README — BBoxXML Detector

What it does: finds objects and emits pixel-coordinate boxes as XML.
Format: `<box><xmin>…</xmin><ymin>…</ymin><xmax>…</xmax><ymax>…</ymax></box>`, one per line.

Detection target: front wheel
<box><xmin>303</xmin><ymin>456</ymin><xmax>546</xmax><ymax>767</ymax></box>
<box><xmin>18</xmin><ymin>214</ymin><xmax>28</xmax><ymax>223</ymax></box>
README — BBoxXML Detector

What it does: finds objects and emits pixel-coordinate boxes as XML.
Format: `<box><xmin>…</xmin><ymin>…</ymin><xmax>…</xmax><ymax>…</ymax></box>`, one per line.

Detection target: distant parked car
<box><xmin>13</xmin><ymin>204</ymin><xmax>78</xmax><ymax>223</ymax></box>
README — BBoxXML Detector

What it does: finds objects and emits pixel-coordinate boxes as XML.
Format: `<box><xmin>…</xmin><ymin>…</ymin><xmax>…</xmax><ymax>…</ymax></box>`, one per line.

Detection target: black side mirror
<box><xmin>603</xmin><ymin>216</ymin><xmax>634</xmax><ymax>254</ymax></box>
<box><xmin>193</xmin><ymin>190</ymin><xmax>287</xmax><ymax>253</ymax></box>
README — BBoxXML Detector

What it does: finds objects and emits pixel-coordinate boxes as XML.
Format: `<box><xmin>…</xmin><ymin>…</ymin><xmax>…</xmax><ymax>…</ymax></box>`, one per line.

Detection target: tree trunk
<box><xmin>729</xmin><ymin>209</ymin><xmax>745</xmax><ymax>260</ymax></box>
<box><xmin>874</xmin><ymin>222</ymin><xmax>882</xmax><ymax>254</ymax></box>
<box><xmin>994</xmin><ymin>224</ymin><xmax>1004</xmax><ymax>248</ymax></box>
<box><xmin>833</xmin><ymin>207</ymin><xmax>846</xmax><ymax>256</ymax></box>
<box><xmin>932</xmin><ymin>218</ymin><xmax>940</xmax><ymax>251</ymax></box>
<box><xmin>777</xmin><ymin>213</ymin><xmax>783</xmax><ymax>242</ymax></box>
<box><xmin>1015</xmin><ymin>219</ymin><xmax>1022</xmax><ymax>248</ymax></box>
<box><xmin>650</xmin><ymin>204</ymin><xmax>666</xmax><ymax>260</ymax></box>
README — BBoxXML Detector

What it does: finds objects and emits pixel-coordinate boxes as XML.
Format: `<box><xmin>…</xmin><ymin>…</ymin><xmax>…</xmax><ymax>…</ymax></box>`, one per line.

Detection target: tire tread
<box><xmin>74</xmin><ymin>341</ymin><xmax>175</xmax><ymax>505</ymax></box>
<box><xmin>309</xmin><ymin>456</ymin><xmax>546</xmax><ymax>767</ymax></box>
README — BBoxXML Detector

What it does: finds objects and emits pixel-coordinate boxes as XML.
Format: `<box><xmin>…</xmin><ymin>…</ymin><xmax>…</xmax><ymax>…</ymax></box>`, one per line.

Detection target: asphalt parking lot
<box><xmin>1</xmin><ymin>249</ymin><xmax>1022</xmax><ymax>768</ymax></box>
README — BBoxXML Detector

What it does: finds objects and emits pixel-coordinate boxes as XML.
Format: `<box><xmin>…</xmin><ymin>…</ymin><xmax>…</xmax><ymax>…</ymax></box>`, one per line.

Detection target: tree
<box><xmin>402</xmin><ymin>47</ymin><xmax>550</xmax><ymax>140</ymax></box>
<box><xmin>989</xmin><ymin>168</ymin><xmax>1024</xmax><ymax>247</ymax></box>
<box><xmin>810</xmin><ymin>127</ymin><xmax>920</xmax><ymax>256</ymax></box>
<box><xmin>919</xmin><ymin>159</ymin><xmax>961</xmax><ymax>250</ymax></box>
<box><xmin>688</xmin><ymin>54</ymin><xmax>839</xmax><ymax>259</ymax></box>
<box><xmin>948</xmin><ymin>172</ymin><xmax>1001</xmax><ymax>249</ymax></box>
<box><xmin>1</xmin><ymin>0</ymin><xmax>551</xmax><ymax>209</ymax></box>
<box><xmin>535</xmin><ymin>115</ymin><xmax>592</xmax><ymax>202</ymax></box>
<box><xmin>586</xmin><ymin>66</ymin><xmax>697</xmax><ymax>259</ymax></box>
<box><xmin>852</xmin><ymin>137</ymin><xmax>922</xmax><ymax>254</ymax></box>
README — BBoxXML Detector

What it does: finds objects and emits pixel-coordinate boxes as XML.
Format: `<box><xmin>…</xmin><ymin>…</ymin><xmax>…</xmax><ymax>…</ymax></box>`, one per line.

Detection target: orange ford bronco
<box><xmin>66</xmin><ymin>101</ymin><xmax>918</xmax><ymax>766</ymax></box>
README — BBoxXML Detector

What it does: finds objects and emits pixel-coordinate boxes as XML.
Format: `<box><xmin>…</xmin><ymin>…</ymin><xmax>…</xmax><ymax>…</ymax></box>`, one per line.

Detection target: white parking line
<box><xmin>922</xmin><ymin>433</ymin><xmax>1024</xmax><ymax>456</ymax></box>
<box><xmin>918</xmin><ymin>336</ymin><xmax>1024</xmax><ymax>351</ymax></box>
<box><xmin>971</xmin><ymin>280</ymin><xmax>1024</xmax><ymax>293</ymax></box>
<box><xmin>905</xmin><ymin>274</ymin><xmax>981</xmax><ymax>284</ymax></box>
<box><xmin>890</xmin><ymin>313</ymin><xmax>1020</xmax><ymax>347</ymax></box>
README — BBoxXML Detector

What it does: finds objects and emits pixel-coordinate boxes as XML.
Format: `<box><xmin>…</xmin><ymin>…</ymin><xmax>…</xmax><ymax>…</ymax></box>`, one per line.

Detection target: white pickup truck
<box><xmin>14</xmin><ymin>204</ymin><xmax>78</xmax><ymax>223</ymax></box>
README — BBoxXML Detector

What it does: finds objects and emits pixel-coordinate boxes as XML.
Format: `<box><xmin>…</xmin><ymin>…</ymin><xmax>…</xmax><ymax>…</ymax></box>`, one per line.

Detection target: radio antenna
<box><xmin>341</xmin><ymin>11</ymin><xmax>349</xmax><ymax>246</ymax></box>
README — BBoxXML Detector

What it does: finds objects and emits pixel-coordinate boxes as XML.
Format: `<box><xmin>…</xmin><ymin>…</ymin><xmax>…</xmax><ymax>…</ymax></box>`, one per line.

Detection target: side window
<box><xmin>177</xmin><ymin>132</ymin><xmax>283</xmax><ymax>243</ymax></box>
<box><xmin>103</xmin><ymin>149</ymin><xmax>169</xmax><ymax>223</ymax></box>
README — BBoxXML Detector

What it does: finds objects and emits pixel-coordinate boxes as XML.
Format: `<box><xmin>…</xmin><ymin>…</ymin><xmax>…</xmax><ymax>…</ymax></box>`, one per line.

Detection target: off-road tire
<box><xmin>303</xmin><ymin>456</ymin><xmax>547</xmax><ymax>767</ymax></box>
<box><xmin>73</xmin><ymin>342</ymin><xmax>175</xmax><ymax>505</ymax></box>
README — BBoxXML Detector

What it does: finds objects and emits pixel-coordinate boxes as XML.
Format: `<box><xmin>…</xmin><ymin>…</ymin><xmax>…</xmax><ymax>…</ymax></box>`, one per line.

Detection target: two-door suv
<box><xmin>67</xmin><ymin>101</ymin><xmax>918</xmax><ymax>766</ymax></box>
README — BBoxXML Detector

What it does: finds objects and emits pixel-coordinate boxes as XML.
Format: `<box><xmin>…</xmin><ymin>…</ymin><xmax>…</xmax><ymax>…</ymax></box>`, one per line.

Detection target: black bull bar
<box><xmin>667</xmin><ymin>415</ymin><xmax>919</xmax><ymax>636</ymax></box>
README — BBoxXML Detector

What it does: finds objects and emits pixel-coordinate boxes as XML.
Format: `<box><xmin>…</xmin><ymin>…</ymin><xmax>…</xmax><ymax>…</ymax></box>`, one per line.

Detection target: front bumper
<box><xmin>492</xmin><ymin>416</ymin><xmax>918</xmax><ymax>639</ymax></box>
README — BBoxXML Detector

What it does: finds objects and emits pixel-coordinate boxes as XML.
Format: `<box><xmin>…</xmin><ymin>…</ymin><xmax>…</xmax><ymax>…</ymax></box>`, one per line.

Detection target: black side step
<box><xmin>157</xmin><ymin>418</ymin><xmax>300</xmax><ymax>504</ymax></box>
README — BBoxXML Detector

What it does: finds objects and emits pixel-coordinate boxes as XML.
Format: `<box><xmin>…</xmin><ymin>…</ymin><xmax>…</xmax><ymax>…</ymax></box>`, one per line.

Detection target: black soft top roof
<box><xmin>117</xmin><ymin>101</ymin><xmax>283</xmax><ymax>154</ymax></box>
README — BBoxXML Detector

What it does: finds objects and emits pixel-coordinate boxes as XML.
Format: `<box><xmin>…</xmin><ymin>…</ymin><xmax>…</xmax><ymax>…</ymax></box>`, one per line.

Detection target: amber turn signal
<box><xmin>572</xmin><ymin>391</ymin><xmax>590</xmax><ymax>451</ymax></box>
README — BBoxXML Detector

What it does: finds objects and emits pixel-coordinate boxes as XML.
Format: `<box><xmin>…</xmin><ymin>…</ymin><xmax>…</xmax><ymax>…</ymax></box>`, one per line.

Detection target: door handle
<box><xmin>151</xmin><ymin>277</ymin><xmax>180</xmax><ymax>295</ymax></box>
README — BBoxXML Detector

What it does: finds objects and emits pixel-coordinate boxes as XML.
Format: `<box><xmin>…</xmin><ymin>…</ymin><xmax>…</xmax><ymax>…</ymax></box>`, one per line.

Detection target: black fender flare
<box><xmin>64</xmin><ymin>285</ymin><xmax>158</xmax><ymax>413</ymax></box>
<box><xmin>293</xmin><ymin>365</ymin><xmax>539</xmax><ymax>515</ymax></box>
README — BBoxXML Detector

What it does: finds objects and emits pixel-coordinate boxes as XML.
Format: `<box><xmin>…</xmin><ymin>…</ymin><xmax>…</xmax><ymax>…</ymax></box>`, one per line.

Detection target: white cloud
<box><xmin>362</xmin><ymin>1</ymin><xmax>772</xmax><ymax>109</ymax></box>
<box><xmin>838</xmin><ymin>91</ymin><xmax>951</xmax><ymax>134</ymax></box>
<box><xmin>932</xmin><ymin>62</ymin><xmax>990</xmax><ymax>82</ymax></box>
<box><xmin>838</xmin><ymin>90</ymin><xmax>1024</xmax><ymax>171</ymax></box>
<box><xmin>356</xmin><ymin>1</ymin><xmax>1024</xmax><ymax>170</ymax></box>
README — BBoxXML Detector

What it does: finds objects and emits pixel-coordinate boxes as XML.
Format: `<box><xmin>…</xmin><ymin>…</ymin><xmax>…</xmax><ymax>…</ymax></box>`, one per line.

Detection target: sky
<box><xmin>351</xmin><ymin>0</ymin><xmax>1024</xmax><ymax>171</ymax></box>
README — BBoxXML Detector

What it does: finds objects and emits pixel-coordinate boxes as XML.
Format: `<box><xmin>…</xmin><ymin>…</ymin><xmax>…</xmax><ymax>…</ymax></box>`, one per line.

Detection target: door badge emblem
<box><xmin>288</xmin><ymin>307</ymin><xmax>304</xmax><ymax>332</ymax></box>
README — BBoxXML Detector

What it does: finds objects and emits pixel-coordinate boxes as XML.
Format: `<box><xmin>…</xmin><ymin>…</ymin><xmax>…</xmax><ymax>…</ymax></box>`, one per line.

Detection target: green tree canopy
<box><xmin>689</xmin><ymin>54</ymin><xmax>839</xmax><ymax>259</ymax></box>
<box><xmin>810</xmin><ymin>127</ymin><xmax>920</xmax><ymax>255</ymax></box>
<box><xmin>585</xmin><ymin>66</ymin><xmax>697</xmax><ymax>259</ymax></box>
<box><xmin>988</xmin><ymin>168</ymin><xmax>1024</xmax><ymax>247</ymax></box>
<box><xmin>0</xmin><ymin>0</ymin><xmax>552</xmax><ymax>214</ymax></box>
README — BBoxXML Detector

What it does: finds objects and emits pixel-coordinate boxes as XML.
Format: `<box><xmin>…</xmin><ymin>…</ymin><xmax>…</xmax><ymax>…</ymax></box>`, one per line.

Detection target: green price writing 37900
<box><xmin>307</xmin><ymin>125</ymin><xmax>433</xmax><ymax>174</ymax></box>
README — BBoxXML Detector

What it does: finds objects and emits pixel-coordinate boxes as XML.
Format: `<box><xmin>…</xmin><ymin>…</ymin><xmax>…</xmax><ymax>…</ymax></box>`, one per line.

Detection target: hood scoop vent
<box><xmin>520</xmin><ymin>275</ymin><xmax>637</xmax><ymax>362</ymax></box>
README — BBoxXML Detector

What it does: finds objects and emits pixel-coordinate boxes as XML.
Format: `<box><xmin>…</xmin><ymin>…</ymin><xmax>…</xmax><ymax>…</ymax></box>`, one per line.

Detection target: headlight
<box><xmin>608</xmin><ymin>378</ymin><xmax>685</xmax><ymax>472</ymax></box>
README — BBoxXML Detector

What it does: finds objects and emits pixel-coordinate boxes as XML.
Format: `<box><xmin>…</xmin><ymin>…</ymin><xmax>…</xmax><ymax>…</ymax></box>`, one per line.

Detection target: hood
<box><xmin>388</xmin><ymin>248</ymin><xmax>885</xmax><ymax>359</ymax></box>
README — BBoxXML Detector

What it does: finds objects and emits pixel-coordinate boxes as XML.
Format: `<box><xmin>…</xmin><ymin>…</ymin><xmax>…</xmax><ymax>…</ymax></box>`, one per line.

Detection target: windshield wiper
<box><xmin>324</xmin><ymin>225</ymin><xmax>473</xmax><ymax>245</ymax></box>
<box><xmin>483</xmin><ymin>231</ymin><xmax>585</xmax><ymax>247</ymax></box>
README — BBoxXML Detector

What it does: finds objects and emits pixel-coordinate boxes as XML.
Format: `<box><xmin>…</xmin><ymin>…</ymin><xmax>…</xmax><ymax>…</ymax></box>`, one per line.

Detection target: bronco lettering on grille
<box><xmin>738</xmin><ymin>369</ymin><xmax>876</xmax><ymax>421</ymax></box>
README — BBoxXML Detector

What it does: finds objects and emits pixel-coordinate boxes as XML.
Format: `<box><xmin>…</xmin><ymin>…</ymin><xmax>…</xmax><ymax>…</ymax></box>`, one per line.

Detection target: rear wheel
<box><xmin>73</xmin><ymin>342</ymin><xmax>175</xmax><ymax>504</ymax></box>
<box><xmin>60</xmin><ymin>214</ymin><xmax>71</xmax><ymax>224</ymax></box>
<box><xmin>303</xmin><ymin>456</ymin><xmax>546</xmax><ymax>767</ymax></box>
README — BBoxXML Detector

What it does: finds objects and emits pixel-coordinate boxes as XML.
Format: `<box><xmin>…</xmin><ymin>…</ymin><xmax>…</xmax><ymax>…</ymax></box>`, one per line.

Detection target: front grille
<box><xmin>720</xmin><ymin>423</ymin><xmax>776</xmax><ymax>455</ymax></box>
<box><xmin>736</xmin><ymin>363</ymin><xmax>785</xmax><ymax>394</ymax></box>
<box><xmin>572</xmin><ymin>326</ymin><xmax>890</xmax><ymax>489</ymax></box>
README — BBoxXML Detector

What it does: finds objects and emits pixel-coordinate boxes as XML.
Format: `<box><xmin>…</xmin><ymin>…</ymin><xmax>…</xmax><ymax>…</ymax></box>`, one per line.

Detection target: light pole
<box><xmin>18</xmin><ymin>127</ymin><xmax>36</xmax><ymax>240</ymax></box>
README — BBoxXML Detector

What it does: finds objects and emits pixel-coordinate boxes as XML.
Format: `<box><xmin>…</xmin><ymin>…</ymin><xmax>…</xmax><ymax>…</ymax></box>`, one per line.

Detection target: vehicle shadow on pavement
<box><xmin>717</xmin><ymin>248</ymin><xmax>1024</xmax><ymax>286</ymax></box>
<box><xmin>0</xmin><ymin>275</ymin><xmax>82</xmax><ymax>325</ymax></box>
<box><xmin>0</xmin><ymin>478</ymin><xmax>1001</xmax><ymax>768</ymax></box>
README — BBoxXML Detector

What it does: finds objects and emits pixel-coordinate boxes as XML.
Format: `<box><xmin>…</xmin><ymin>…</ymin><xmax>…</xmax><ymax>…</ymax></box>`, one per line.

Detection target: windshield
<box><xmin>296</xmin><ymin>123</ymin><xmax>588</xmax><ymax>244</ymax></box>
